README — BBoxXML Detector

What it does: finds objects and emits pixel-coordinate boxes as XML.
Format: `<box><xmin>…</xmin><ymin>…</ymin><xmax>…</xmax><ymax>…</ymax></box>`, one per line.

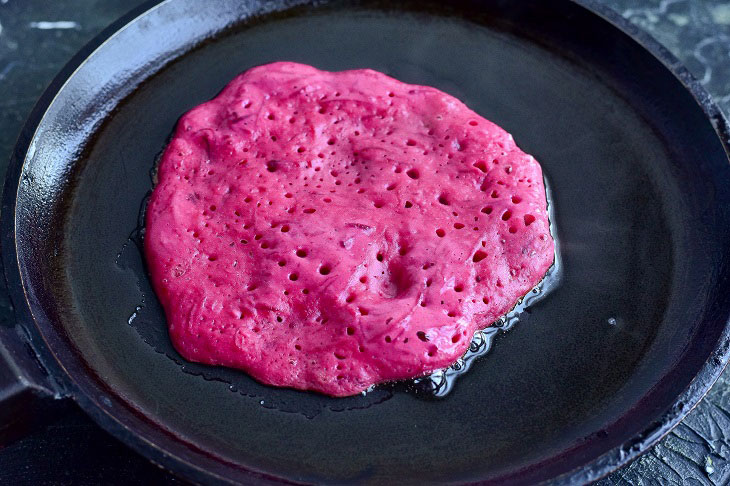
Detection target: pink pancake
<box><xmin>145</xmin><ymin>62</ymin><xmax>554</xmax><ymax>396</ymax></box>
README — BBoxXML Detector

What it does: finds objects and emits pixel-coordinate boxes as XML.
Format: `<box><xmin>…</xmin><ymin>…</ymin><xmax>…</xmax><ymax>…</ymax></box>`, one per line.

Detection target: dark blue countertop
<box><xmin>1</xmin><ymin>1</ymin><xmax>729</xmax><ymax>484</ymax></box>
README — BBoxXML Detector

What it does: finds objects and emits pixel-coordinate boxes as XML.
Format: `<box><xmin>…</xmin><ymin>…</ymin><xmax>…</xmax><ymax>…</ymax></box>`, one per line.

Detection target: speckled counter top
<box><xmin>0</xmin><ymin>1</ymin><xmax>729</xmax><ymax>484</ymax></box>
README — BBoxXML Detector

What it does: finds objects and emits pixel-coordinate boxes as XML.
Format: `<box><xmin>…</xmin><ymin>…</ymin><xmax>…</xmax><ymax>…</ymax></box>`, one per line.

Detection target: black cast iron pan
<box><xmin>2</xmin><ymin>0</ymin><xmax>730</xmax><ymax>484</ymax></box>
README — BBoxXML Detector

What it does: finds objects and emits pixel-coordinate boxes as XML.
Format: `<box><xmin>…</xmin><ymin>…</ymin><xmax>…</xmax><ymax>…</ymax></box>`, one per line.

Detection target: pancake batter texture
<box><xmin>145</xmin><ymin>62</ymin><xmax>554</xmax><ymax>396</ymax></box>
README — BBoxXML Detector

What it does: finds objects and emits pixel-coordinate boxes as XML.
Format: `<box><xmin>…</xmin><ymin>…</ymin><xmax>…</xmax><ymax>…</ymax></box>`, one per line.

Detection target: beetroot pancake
<box><xmin>145</xmin><ymin>62</ymin><xmax>554</xmax><ymax>397</ymax></box>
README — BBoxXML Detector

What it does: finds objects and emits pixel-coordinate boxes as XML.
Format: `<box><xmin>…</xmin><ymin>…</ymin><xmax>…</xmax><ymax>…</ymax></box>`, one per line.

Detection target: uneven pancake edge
<box><xmin>145</xmin><ymin>62</ymin><xmax>555</xmax><ymax>396</ymax></box>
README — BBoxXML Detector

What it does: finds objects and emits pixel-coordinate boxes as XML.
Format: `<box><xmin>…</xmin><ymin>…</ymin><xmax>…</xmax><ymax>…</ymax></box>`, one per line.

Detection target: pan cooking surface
<box><xmin>67</xmin><ymin>9</ymin><xmax>675</xmax><ymax>480</ymax></box>
<box><xmin>11</xmin><ymin>1</ymin><xmax>730</xmax><ymax>484</ymax></box>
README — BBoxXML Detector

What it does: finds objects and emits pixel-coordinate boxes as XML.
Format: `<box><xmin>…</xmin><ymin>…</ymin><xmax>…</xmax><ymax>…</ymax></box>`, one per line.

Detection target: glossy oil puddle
<box><xmin>117</xmin><ymin>170</ymin><xmax>560</xmax><ymax>416</ymax></box>
<box><xmin>413</xmin><ymin>179</ymin><xmax>561</xmax><ymax>397</ymax></box>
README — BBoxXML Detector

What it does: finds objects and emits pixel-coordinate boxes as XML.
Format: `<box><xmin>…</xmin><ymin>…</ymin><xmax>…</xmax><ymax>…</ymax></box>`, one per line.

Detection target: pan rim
<box><xmin>2</xmin><ymin>0</ymin><xmax>730</xmax><ymax>484</ymax></box>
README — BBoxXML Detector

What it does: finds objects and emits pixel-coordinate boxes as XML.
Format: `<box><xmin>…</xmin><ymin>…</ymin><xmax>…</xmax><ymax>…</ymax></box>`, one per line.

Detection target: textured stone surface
<box><xmin>0</xmin><ymin>0</ymin><xmax>728</xmax><ymax>483</ymax></box>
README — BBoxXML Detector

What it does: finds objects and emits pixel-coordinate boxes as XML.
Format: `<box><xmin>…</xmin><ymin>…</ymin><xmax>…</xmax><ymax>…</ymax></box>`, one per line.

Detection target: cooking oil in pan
<box><xmin>411</xmin><ymin>177</ymin><xmax>561</xmax><ymax>397</ymax></box>
<box><xmin>120</xmin><ymin>176</ymin><xmax>560</xmax><ymax>402</ymax></box>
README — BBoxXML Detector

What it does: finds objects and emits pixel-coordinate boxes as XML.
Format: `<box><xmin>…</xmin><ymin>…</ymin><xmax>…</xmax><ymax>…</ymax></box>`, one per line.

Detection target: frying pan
<box><xmin>2</xmin><ymin>0</ymin><xmax>730</xmax><ymax>484</ymax></box>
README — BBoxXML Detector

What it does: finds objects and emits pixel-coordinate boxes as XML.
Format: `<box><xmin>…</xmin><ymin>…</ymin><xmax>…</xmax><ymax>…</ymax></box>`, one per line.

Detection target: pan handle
<box><xmin>0</xmin><ymin>301</ymin><xmax>67</xmax><ymax>445</ymax></box>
